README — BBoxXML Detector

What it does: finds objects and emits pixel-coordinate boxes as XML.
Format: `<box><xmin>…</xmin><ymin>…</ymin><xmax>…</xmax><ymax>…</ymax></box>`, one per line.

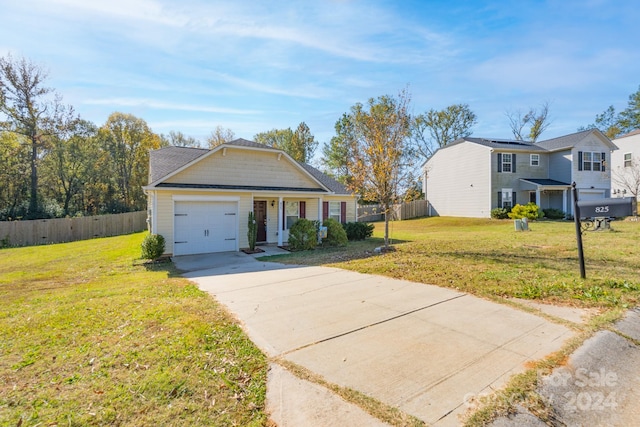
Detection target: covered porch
<box><xmin>519</xmin><ymin>178</ymin><xmax>571</xmax><ymax>214</ymax></box>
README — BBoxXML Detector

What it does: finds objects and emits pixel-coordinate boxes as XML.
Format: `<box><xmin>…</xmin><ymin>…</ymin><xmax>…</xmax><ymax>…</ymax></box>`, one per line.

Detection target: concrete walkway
<box><xmin>176</xmin><ymin>251</ymin><xmax>576</xmax><ymax>426</ymax></box>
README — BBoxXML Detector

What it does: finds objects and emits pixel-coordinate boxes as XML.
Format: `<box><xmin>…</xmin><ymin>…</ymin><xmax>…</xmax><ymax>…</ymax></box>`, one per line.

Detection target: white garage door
<box><xmin>174</xmin><ymin>201</ymin><xmax>237</xmax><ymax>255</ymax></box>
<box><xmin>579</xmin><ymin>190</ymin><xmax>605</xmax><ymax>201</ymax></box>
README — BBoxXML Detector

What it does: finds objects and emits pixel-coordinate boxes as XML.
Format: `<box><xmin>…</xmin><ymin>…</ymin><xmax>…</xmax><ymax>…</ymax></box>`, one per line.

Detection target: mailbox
<box><xmin>577</xmin><ymin>197</ymin><xmax>637</xmax><ymax>219</ymax></box>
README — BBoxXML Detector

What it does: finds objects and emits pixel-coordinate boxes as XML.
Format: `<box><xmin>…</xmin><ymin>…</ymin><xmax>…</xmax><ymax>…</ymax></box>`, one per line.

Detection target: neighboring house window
<box><xmin>285</xmin><ymin>201</ymin><xmax>299</xmax><ymax>229</ymax></box>
<box><xmin>578</xmin><ymin>151</ymin><xmax>606</xmax><ymax>172</ymax></box>
<box><xmin>329</xmin><ymin>201</ymin><xmax>341</xmax><ymax>222</ymax></box>
<box><xmin>624</xmin><ymin>153</ymin><xmax>632</xmax><ymax>168</ymax></box>
<box><xmin>497</xmin><ymin>153</ymin><xmax>516</xmax><ymax>173</ymax></box>
<box><xmin>530</xmin><ymin>154</ymin><xmax>540</xmax><ymax>166</ymax></box>
<box><xmin>497</xmin><ymin>188</ymin><xmax>515</xmax><ymax>209</ymax></box>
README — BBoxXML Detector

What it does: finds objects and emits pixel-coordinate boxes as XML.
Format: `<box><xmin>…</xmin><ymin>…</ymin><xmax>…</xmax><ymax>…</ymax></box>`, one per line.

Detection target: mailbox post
<box><xmin>572</xmin><ymin>182</ymin><xmax>637</xmax><ymax>279</ymax></box>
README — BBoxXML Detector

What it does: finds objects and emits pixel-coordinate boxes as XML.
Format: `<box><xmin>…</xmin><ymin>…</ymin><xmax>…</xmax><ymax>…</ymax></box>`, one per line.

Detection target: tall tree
<box><xmin>161</xmin><ymin>130</ymin><xmax>200</xmax><ymax>147</ymax></box>
<box><xmin>618</xmin><ymin>86</ymin><xmax>640</xmax><ymax>133</ymax></box>
<box><xmin>580</xmin><ymin>86</ymin><xmax>640</xmax><ymax>139</ymax></box>
<box><xmin>347</xmin><ymin>89</ymin><xmax>414</xmax><ymax>248</ymax></box>
<box><xmin>0</xmin><ymin>131</ymin><xmax>30</xmax><ymax>219</ymax></box>
<box><xmin>98</xmin><ymin>112</ymin><xmax>162</xmax><ymax>212</ymax></box>
<box><xmin>42</xmin><ymin>120</ymin><xmax>99</xmax><ymax>216</ymax></box>
<box><xmin>0</xmin><ymin>55</ymin><xmax>78</xmax><ymax>218</ymax></box>
<box><xmin>254</xmin><ymin>122</ymin><xmax>317</xmax><ymax>163</ymax></box>
<box><xmin>412</xmin><ymin>104</ymin><xmax>477</xmax><ymax>159</ymax></box>
<box><xmin>207</xmin><ymin>125</ymin><xmax>235</xmax><ymax>148</ymax></box>
<box><xmin>506</xmin><ymin>101</ymin><xmax>551</xmax><ymax>142</ymax></box>
<box><xmin>579</xmin><ymin>105</ymin><xmax>622</xmax><ymax>139</ymax></box>
<box><xmin>322</xmin><ymin>113</ymin><xmax>357</xmax><ymax>185</ymax></box>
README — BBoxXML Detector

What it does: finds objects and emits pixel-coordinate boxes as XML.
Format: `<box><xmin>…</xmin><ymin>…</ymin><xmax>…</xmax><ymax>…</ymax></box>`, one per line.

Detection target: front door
<box><xmin>254</xmin><ymin>201</ymin><xmax>267</xmax><ymax>242</ymax></box>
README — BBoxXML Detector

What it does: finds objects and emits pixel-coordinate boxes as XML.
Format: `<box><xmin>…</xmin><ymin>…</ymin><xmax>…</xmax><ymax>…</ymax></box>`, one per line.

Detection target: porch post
<box><xmin>563</xmin><ymin>189</ymin><xmax>568</xmax><ymax>215</ymax></box>
<box><xmin>318</xmin><ymin>196</ymin><xmax>323</xmax><ymax>224</ymax></box>
<box><xmin>277</xmin><ymin>196</ymin><xmax>283</xmax><ymax>247</ymax></box>
<box><xmin>536</xmin><ymin>189</ymin><xmax>541</xmax><ymax>206</ymax></box>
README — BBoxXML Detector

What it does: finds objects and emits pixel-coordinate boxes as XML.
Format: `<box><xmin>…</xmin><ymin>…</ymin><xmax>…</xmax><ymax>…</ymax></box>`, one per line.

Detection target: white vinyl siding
<box><xmin>424</xmin><ymin>141</ymin><xmax>492</xmax><ymax>218</ymax></box>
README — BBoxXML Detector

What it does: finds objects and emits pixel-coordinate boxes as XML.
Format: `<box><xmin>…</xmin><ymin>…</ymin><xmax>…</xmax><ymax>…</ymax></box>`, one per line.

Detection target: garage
<box><xmin>173</xmin><ymin>201</ymin><xmax>238</xmax><ymax>255</ymax></box>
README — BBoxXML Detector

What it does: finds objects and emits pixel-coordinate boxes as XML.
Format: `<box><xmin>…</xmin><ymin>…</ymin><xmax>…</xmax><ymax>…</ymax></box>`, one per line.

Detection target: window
<box><xmin>530</xmin><ymin>154</ymin><xmax>540</xmax><ymax>166</ymax></box>
<box><xmin>501</xmin><ymin>153</ymin><xmax>512</xmax><ymax>172</ymax></box>
<box><xmin>329</xmin><ymin>201</ymin><xmax>341</xmax><ymax>222</ymax></box>
<box><xmin>285</xmin><ymin>201</ymin><xmax>299</xmax><ymax>229</ymax></box>
<box><xmin>500</xmin><ymin>188</ymin><xmax>513</xmax><ymax>209</ymax></box>
<box><xmin>579</xmin><ymin>151</ymin><xmax>605</xmax><ymax>172</ymax></box>
<box><xmin>624</xmin><ymin>153</ymin><xmax>632</xmax><ymax>168</ymax></box>
<box><xmin>529</xmin><ymin>192</ymin><xmax>536</xmax><ymax>204</ymax></box>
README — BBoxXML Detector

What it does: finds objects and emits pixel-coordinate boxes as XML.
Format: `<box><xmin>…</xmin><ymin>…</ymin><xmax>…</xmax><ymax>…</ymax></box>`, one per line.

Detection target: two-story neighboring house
<box><xmin>611</xmin><ymin>129</ymin><xmax>640</xmax><ymax>201</ymax></box>
<box><xmin>423</xmin><ymin>129</ymin><xmax>616</xmax><ymax>218</ymax></box>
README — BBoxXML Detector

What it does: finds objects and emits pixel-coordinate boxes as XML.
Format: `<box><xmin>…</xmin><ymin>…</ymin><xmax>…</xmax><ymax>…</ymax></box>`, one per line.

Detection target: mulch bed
<box><xmin>241</xmin><ymin>248</ymin><xmax>265</xmax><ymax>254</ymax></box>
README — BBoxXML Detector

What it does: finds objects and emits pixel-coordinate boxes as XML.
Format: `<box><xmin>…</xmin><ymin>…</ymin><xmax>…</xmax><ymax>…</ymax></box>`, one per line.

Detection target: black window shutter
<box><xmin>512</xmin><ymin>192</ymin><xmax>517</xmax><ymax>205</ymax></box>
<box><xmin>601</xmin><ymin>152</ymin><xmax>606</xmax><ymax>171</ymax></box>
<box><xmin>497</xmin><ymin>153</ymin><xmax>502</xmax><ymax>173</ymax></box>
<box><xmin>497</xmin><ymin>191</ymin><xmax>502</xmax><ymax>207</ymax></box>
<box><xmin>512</xmin><ymin>154</ymin><xmax>516</xmax><ymax>173</ymax></box>
<box><xmin>578</xmin><ymin>151</ymin><xmax>583</xmax><ymax>171</ymax></box>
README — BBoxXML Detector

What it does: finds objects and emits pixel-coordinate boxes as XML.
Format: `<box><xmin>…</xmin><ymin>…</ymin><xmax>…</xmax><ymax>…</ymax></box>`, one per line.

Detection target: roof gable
<box><xmin>537</xmin><ymin>129</ymin><xmax>616</xmax><ymax>151</ymax></box>
<box><xmin>147</xmin><ymin>139</ymin><xmax>349</xmax><ymax>194</ymax></box>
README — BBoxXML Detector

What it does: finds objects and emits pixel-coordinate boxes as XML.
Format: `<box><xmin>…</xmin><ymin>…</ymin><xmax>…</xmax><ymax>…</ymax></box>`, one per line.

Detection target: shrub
<box><xmin>491</xmin><ymin>207</ymin><xmax>509</xmax><ymax>219</ymax></box>
<box><xmin>141</xmin><ymin>233</ymin><xmax>165</xmax><ymax>260</ymax></box>
<box><xmin>508</xmin><ymin>203</ymin><xmax>543</xmax><ymax>220</ymax></box>
<box><xmin>247</xmin><ymin>211</ymin><xmax>257</xmax><ymax>251</ymax></box>
<box><xmin>322</xmin><ymin>218</ymin><xmax>348</xmax><ymax>247</ymax></box>
<box><xmin>288</xmin><ymin>218</ymin><xmax>317</xmax><ymax>251</ymax></box>
<box><xmin>542</xmin><ymin>208</ymin><xmax>565</xmax><ymax>220</ymax></box>
<box><xmin>343</xmin><ymin>222</ymin><xmax>374</xmax><ymax>241</ymax></box>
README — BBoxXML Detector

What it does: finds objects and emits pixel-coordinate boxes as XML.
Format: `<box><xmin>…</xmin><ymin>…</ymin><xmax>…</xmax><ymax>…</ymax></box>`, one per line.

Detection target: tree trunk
<box><xmin>29</xmin><ymin>140</ymin><xmax>38</xmax><ymax>217</ymax></box>
<box><xmin>384</xmin><ymin>204</ymin><xmax>390</xmax><ymax>248</ymax></box>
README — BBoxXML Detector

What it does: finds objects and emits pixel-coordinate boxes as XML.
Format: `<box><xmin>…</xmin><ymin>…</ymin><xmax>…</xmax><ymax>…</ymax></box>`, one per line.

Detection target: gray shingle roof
<box><xmin>297</xmin><ymin>162</ymin><xmax>350</xmax><ymax>194</ymax></box>
<box><xmin>224</xmin><ymin>138</ymin><xmax>280</xmax><ymax>150</ymax></box>
<box><xmin>148</xmin><ymin>139</ymin><xmax>350</xmax><ymax>195</ymax></box>
<box><xmin>148</xmin><ymin>145</ymin><xmax>209</xmax><ymax>184</ymax></box>
<box><xmin>445</xmin><ymin>137</ymin><xmax>547</xmax><ymax>152</ymax></box>
<box><xmin>520</xmin><ymin>178</ymin><xmax>571</xmax><ymax>186</ymax></box>
<box><xmin>536</xmin><ymin>129</ymin><xmax>595</xmax><ymax>151</ymax></box>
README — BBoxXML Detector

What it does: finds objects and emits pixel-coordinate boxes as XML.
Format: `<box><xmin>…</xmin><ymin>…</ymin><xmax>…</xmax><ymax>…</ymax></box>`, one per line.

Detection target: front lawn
<box><xmin>264</xmin><ymin>217</ymin><xmax>640</xmax><ymax>308</ymax></box>
<box><xmin>0</xmin><ymin>233</ymin><xmax>268</xmax><ymax>426</ymax></box>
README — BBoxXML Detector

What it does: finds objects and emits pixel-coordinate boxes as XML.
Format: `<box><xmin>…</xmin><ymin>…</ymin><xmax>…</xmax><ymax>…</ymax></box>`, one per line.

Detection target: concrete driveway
<box><xmin>177</xmin><ymin>252</ymin><xmax>576</xmax><ymax>426</ymax></box>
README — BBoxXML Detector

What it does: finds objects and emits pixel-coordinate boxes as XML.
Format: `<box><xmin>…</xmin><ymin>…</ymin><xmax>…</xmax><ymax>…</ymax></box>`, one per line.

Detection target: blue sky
<box><xmin>2</xmin><ymin>0</ymin><xmax>639</xmax><ymax>159</ymax></box>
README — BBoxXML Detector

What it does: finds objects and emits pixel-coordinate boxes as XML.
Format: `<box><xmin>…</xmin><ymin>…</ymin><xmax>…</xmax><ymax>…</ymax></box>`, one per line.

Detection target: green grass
<box><xmin>263</xmin><ymin>216</ymin><xmax>640</xmax><ymax>308</ymax></box>
<box><xmin>0</xmin><ymin>233</ymin><xmax>268</xmax><ymax>427</ymax></box>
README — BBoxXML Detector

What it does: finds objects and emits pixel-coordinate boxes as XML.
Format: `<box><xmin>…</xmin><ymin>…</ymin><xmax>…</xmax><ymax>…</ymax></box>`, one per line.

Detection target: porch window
<box><xmin>624</xmin><ymin>153</ymin><xmax>632</xmax><ymax>168</ymax></box>
<box><xmin>530</xmin><ymin>154</ymin><xmax>539</xmax><ymax>166</ymax></box>
<box><xmin>529</xmin><ymin>192</ymin><xmax>536</xmax><ymax>204</ymax></box>
<box><xmin>285</xmin><ymin>201</ymin><xmax>299</xmax><ymax>229</ymax></box>
<box><xmin>329</xmin><ymin>201</ymin><xmax>341</xmax><ymax>222</ymax></box>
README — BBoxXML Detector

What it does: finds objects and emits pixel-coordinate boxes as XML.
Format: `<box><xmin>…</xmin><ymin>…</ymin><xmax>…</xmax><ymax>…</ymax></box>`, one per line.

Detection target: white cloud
<box><xmin>83</xmin><ymin>97</ymin><xmax>258</xmax><ymax>115</ymax></box>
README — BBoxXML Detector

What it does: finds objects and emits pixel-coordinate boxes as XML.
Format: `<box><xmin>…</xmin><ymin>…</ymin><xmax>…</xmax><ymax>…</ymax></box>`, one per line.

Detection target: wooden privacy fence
<box><xmin>358</xmin><ymin>200</ymin><xmax>428</xmax><ymax>222</ymax></box>
<box><xmin>0</xmin><ymin>211</ymin><xmax>147</xmax><ymax>247</ymax></box>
